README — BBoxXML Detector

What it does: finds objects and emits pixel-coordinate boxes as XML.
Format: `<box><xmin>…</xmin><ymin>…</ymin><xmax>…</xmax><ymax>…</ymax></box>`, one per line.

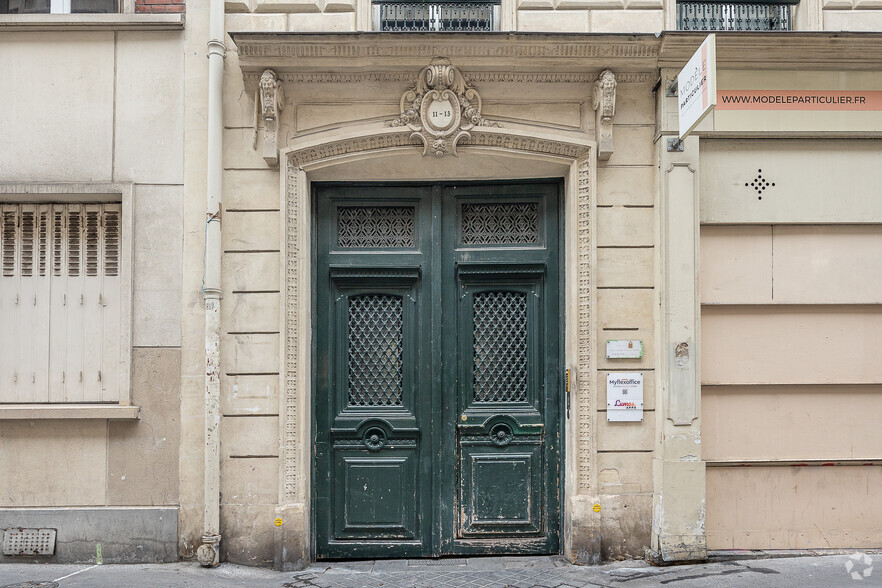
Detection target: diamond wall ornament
<box><xmin>745</xmin><ymin>168</ymin><xmax>776</xmax><ymax>200</ymax></box>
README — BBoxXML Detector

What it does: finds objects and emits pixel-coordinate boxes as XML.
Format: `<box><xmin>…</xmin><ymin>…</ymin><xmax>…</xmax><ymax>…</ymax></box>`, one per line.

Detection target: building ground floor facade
<box><xmin>1</xmin><ymin>30</ymin><xmax>881</xmax><ymax>571</ymax></box>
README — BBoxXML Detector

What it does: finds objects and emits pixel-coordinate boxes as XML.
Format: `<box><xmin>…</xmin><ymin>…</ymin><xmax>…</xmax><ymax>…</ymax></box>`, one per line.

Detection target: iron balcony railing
<box><xmin>677</xmin><ymin>0</ymin><xmax>797</xmax><ymax>31</ymax></box>
<box><xmin>374</xmin><ymin>0</ymin><xmax>500</xmax><ymax>31</ymax></box>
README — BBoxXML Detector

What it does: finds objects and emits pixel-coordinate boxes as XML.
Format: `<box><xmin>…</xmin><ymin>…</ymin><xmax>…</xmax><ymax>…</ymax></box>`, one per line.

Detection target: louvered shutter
<box><xmin>1</xmin><ymin>203</ymin><xmax>122</xmax><ymax>403</ymax></box>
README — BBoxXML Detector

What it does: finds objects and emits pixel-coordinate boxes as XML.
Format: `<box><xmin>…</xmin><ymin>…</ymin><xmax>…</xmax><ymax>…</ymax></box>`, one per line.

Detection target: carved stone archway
<box><xmin>274</xmin><ymin>123</ymin><xmax>599</xmax><ymax>566</ymax></box>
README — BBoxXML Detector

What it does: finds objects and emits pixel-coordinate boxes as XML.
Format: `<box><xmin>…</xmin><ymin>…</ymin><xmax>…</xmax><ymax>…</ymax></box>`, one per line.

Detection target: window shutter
<box><xmin>0</xmin><ymin>203</ymin><xmax>122</xmax><ymax>404</ymax></box>
<box><xmin>1</xmin><ymin>206</ymin><xmax>15</xmax><ymax>278</ymax></box>
<box><xmin>0</xmin><ymin>206</ymin><xmax>19</xmax><ymax>401</ymax></box>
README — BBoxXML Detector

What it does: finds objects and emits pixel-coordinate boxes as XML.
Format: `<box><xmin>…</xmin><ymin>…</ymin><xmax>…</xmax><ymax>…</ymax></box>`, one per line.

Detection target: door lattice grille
<box><xmin>337</xmin><ymin>206</ymin><xmax>415</xmax><ymax>248</ymax></box>
<box><xmin>473</xmin><ymin>291</ymin><xmax>528</xmax><ymax>402</ymax></box>
<box><xmin>461</xmin><ymin>203</ymin><xmax>539</xmax><ymax>245</ymax></box>
<box><xmin>347</xmin><ymin>294</ymin><xmax>404</xmax><ymax>406</ymax></box>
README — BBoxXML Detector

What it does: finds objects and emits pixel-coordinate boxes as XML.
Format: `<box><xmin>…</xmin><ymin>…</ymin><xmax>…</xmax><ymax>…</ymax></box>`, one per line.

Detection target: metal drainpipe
<box><xmin>196</xmin><ymin>0</ymin><xmax>225</xmax><ymax>569</ymax></box>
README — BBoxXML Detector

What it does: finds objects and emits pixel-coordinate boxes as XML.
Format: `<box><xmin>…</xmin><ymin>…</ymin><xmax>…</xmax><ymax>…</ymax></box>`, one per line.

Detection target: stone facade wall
<box><xmin>0</xmin><ymin>29</ymin><xmax>185</xmax><ymax>563</ymax></box>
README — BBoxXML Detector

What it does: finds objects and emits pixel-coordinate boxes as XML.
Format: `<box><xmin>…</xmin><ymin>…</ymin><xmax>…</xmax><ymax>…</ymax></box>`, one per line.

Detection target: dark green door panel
<box><xmin>314</xmin><ymin>181</ymin><xmax>561</xmax><ymax>559</ymax></box>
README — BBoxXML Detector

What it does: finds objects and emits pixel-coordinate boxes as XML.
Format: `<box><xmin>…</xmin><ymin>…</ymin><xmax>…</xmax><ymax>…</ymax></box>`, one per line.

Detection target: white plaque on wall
<box><xmin>606</xmin><ymin>340</ymin><xmax>643</xmax><ymax>359</ymax></box>
<box><xmin>607</xmin><ymin>372</ymin><xmax>644</xmax><ymax>422</ymax></box>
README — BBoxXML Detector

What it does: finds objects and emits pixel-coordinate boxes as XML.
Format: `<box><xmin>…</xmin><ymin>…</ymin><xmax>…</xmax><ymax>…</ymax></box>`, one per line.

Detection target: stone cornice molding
<box><xmin>231</xmin><ymin>32</ymin><xmax>661</xmax><ymax>74</ymax></box>
<box><xmin>658</xmin><ymin>31</ymin><xmax>882</xmax><ymax>71</ymax></box>
<box><xmin>242</xmin><ymin>71</ymin><xmax>656</xmax><ymax>85</ymax></box>
<box><xmin>231</xmin><ymin>32</ymin><xmax>882</xmax><ymax>74</ymax></box>
<box><xmin>282</xmin><ymin>124</ymin><xmax>592</xmax><ymax>168</ymax></box>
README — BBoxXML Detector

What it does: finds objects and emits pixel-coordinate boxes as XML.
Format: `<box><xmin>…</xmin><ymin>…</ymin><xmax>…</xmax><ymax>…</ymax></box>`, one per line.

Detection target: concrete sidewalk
<box><xmin>1</xmin><ymin>553</ymin><xmax>880</xmax><ymax>587</ymax></box>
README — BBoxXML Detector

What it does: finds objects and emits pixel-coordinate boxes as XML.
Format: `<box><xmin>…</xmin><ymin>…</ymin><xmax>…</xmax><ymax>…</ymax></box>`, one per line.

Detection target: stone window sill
<box><xmin>0</xmin><ymin>13</ymin><xmax>184</xmax><ymax>31</ymax></box>
<box><xmin>0</xmin><ymin>404</ymin><xmax>141</xmax><ymax>420</ymax></box>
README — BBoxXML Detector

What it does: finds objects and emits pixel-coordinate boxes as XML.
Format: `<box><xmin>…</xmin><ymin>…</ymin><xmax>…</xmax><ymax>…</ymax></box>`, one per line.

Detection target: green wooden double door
<box><xmin>313</xmin><ymin>181</ymin><xmax>562</xmax><ymax>559</ymax></box>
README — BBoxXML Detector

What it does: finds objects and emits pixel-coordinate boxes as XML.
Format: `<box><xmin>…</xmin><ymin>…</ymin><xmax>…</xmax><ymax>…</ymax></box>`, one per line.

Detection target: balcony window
<box><xmin>374</xmin><ymin>0</ymin><xmax>500</xmax><ymax>31</ymax></box>
<box><xmin>677</xmin><ymin>0</ymin><xmax>797</xmax><ymax>31</ymax></box>
<box><xmin>0</xmin><ymin>0</ymin><xmax>117</xmax><ymax>13</ymax></box>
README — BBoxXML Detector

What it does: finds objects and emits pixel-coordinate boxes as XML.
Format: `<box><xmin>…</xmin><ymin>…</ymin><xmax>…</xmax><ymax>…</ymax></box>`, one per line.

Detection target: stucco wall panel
<box><xmin>0</xmin><ymin>421</ymin><xmax>106</xmax><ymax>506</ymax></box>
<box><xmin>699</xmin><ymin>226</ymin><xmax>773</xmax><ymax>304</ymax></box>
<box><xmin>701</xmin><ymin>224</ymin><xmax>882</xmax><ymax>305</ymax></box>
<box><xmin>221</xmin><ymin>415</ymin><xmax>280</xmax><ymax>458</ymax></box>
<box><xmin>224</xmin><ymin>211</ymin><xmax>282</xmax><ymax>251</ymax></box>
<box><xmin>824</xmin><ymin>10</ymin><xmax>882</xmax><ymax>29</ymax></box>
<box><xmin>223</xmin><ymin>374</ymin><xmax>280</xmax><ymax>415</ymax></box>
<box><xmin>707</xmin><ymin>466</ymin><xmax>882</xmax><ymax>549</ymax></box>
<box><xmin>597</xmin><ymin>288</ymin><xmax>654</xmax><ymax>330</ymax></box>
<box><xmin>0</xmin><ymin>33</ymin><xmax>114</xmax><ymax>182</ymax></box>
<box><xmin>108</xmin><ymin>348</ymin><xmax>181</xmax><ymax>506</ymax></box>
<box><xmin>287</xmin><ymin>13</ymin><xmax>357</xmax><ymax>31</ymax></box>
<box><xmin>133</xmin><ymin>185</ymin><xmax>184</xmax><ymax>347</ymax></box>
<box><xmin>516</xmin><ymin>10</ymin><xmax>590</xmax><ymax>31</ymax></box>
<box><xmin>225</xmin><ymin>169</ymin><xmax>284</xmax><ymax>210</ymax></box>
<box><xmin>598</xmin><ymin>451</ymin><xmax>653</xmax><ymax>494</ymax></box>
<box><xmin>221</xmin><ymin>333</ymin><xmax>281</xmax><ymax>374</ymax></box>
<box><xmin>115</xmin><ymin>33</ymin><xmax>184</xmax><ymax>184</ymax></box>
<box><xmin>703</xmin><ymin>384</ymin><xmax>882</xmax><ymax>461</ymax></box>
<box><xmin>589</xmin><ymin>9</ymin><xmax>663</xmax><ymax>33</ymax></box>
<box><xmin>773</xmin><ymin>225</ymin><xmax>882</xmax><ymax>304</ymax></box>
<box><xmin>596</xmin><ymin>207</ymin><xmax>654</xmax><ymax>246</ymax></box>
<box><xmin>603</xmin><ymin>125</ymin><xmax>655</xmax><ymax>166</ymax></box>
<box><xmin>295</xmin><ymin>102</ymin><xmax>397</xmax><ymax>132</ymax></box>
<box><xmin>597</xmin><ymin>165</ymin><xmax>655</xmax><ymax>206</ymax></box>
<box><xmin>701</xmin><ymin>306</ymin><xmax>882</xmax><ymax>385</ymax></box>
<box><xmin>223</xmin><ymin>252</ymin><xmax>281</xmax><ymax>291</ymax></box>
<box><xmin>221</xmin><ymin>457</ymin><xmax>280</xmax><ymax>504</ymax></box>
<box><xmin>225</xmin><ymin>127</ymin><xmax>277</xmax><ymax>169</ymax></box>
<box><xmin>220</xmin><ymin>504</ymin><xmax>276</xmax><ymax>566</ymax></box>
<box><xmin>597</xmin><ymin>248</ymin><xmax>654</xmax><ymax>288</ymax></box>
<box><xmin>597</xmin><ymin>418</ymin><xmax>654</xmax><ymax>451</ymax></box>
<box><xmin>482</xmin><ymin>101</ymin><xmax>584</xmax><ymax>130</ymax></box>
<box><xmin>611</xmin><ymin>81</ymin><xmax>657</xmax><ymax>125</ymax></box>
<box><xmin>598</xmin><ymin>493</ymin><xmax>652</xmax><ymax>560</ymax></box>
<box><xmin>700</xmin><ymin>140</ymin><xmax>882</xmax><ymax>224</ymax></box>
<box><xmin>223</xmin><ymin>292</ymin><xmax>281</xmax><ymax>333</ymax></box>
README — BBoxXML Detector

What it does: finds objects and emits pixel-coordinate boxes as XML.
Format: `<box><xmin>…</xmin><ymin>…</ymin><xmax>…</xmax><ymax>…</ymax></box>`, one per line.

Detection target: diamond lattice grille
<box><xmin>348</xmin><ymin>295</ymin><xmax>404</xmax><ymax>406</ymax></box>
<box><xmin>473</xmin><ymin>291</ymin><xmax>528</xmax><ymax>402</ymax></box>
<box><xmin>461</xmin><ymin>203</ymin><xmax>539</xmax><ymax>245</ymax></box>
<box><xmin>338</xmin><ymin>206</ymin><xmax>415</xmax><ymax>248</ymax></box>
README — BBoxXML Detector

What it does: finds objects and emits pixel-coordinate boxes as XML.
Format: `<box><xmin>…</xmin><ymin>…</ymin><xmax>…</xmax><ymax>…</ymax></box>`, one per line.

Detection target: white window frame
<box><xmin>0</xmin><ymin>183</ymin><xmax>136</xmax><ymax>420</ymax></box>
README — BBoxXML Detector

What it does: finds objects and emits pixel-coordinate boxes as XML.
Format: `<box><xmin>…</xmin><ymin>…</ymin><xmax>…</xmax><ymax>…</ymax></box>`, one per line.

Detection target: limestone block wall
<box><xmin>592</xmin><ymin>77</ymin><xmax>657</xmax><ymax>560</ymax></box>
<box><xmin>216</xmin><ymin>22</ymin><xmax>662</xmax><ymax>559</ymax></box>
<box><xmin>822</xmin><ymin>0</ymin><xmax>882</xmax><ymax>30</ymax></box>
<box><xmin>0</xmin><ymin>30</ymin><xmax>184</xmax><ymax>562</ymax></box>
<box><xmin>699</xmin><ymin>139</ymin><xmax>882</xmax><ymax>549</ymax></box>
<box><xmin>223</xmin><ymin>0</ymin><xmax>663</xmax><ymax>32</ymax></box>
<box><xmin>516</xmin><ymin>0</ymin><xmax>662</xmax><ymax>33</ymax></box>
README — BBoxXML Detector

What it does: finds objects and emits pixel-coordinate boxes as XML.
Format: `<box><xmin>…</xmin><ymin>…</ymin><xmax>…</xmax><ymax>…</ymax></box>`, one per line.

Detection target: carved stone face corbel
<box><xmin>253</xmin><ymin>68</ymin><xmax>284</xmax><ymax>167</ymax></box>
<box><xmin>592</xmin><ymin>69</ymin><xmax>617</xmax><ymax>161</ymax></box>
<box><xmin>387</xmin><ymin>57</ymin><xmax>499</xmax><ymax>158</ymax></box>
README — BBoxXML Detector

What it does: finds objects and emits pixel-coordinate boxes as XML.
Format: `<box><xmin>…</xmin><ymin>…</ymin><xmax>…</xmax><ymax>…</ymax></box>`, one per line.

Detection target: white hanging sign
<box><xmin>678</xmin><ymin>34</ymin><xmax>717</xmax><ymax>140</ymax></box>
<box><xmin>607</xmin><ymin>372</ymin><xmax>644</xmax><ymax>422</ymax></box>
